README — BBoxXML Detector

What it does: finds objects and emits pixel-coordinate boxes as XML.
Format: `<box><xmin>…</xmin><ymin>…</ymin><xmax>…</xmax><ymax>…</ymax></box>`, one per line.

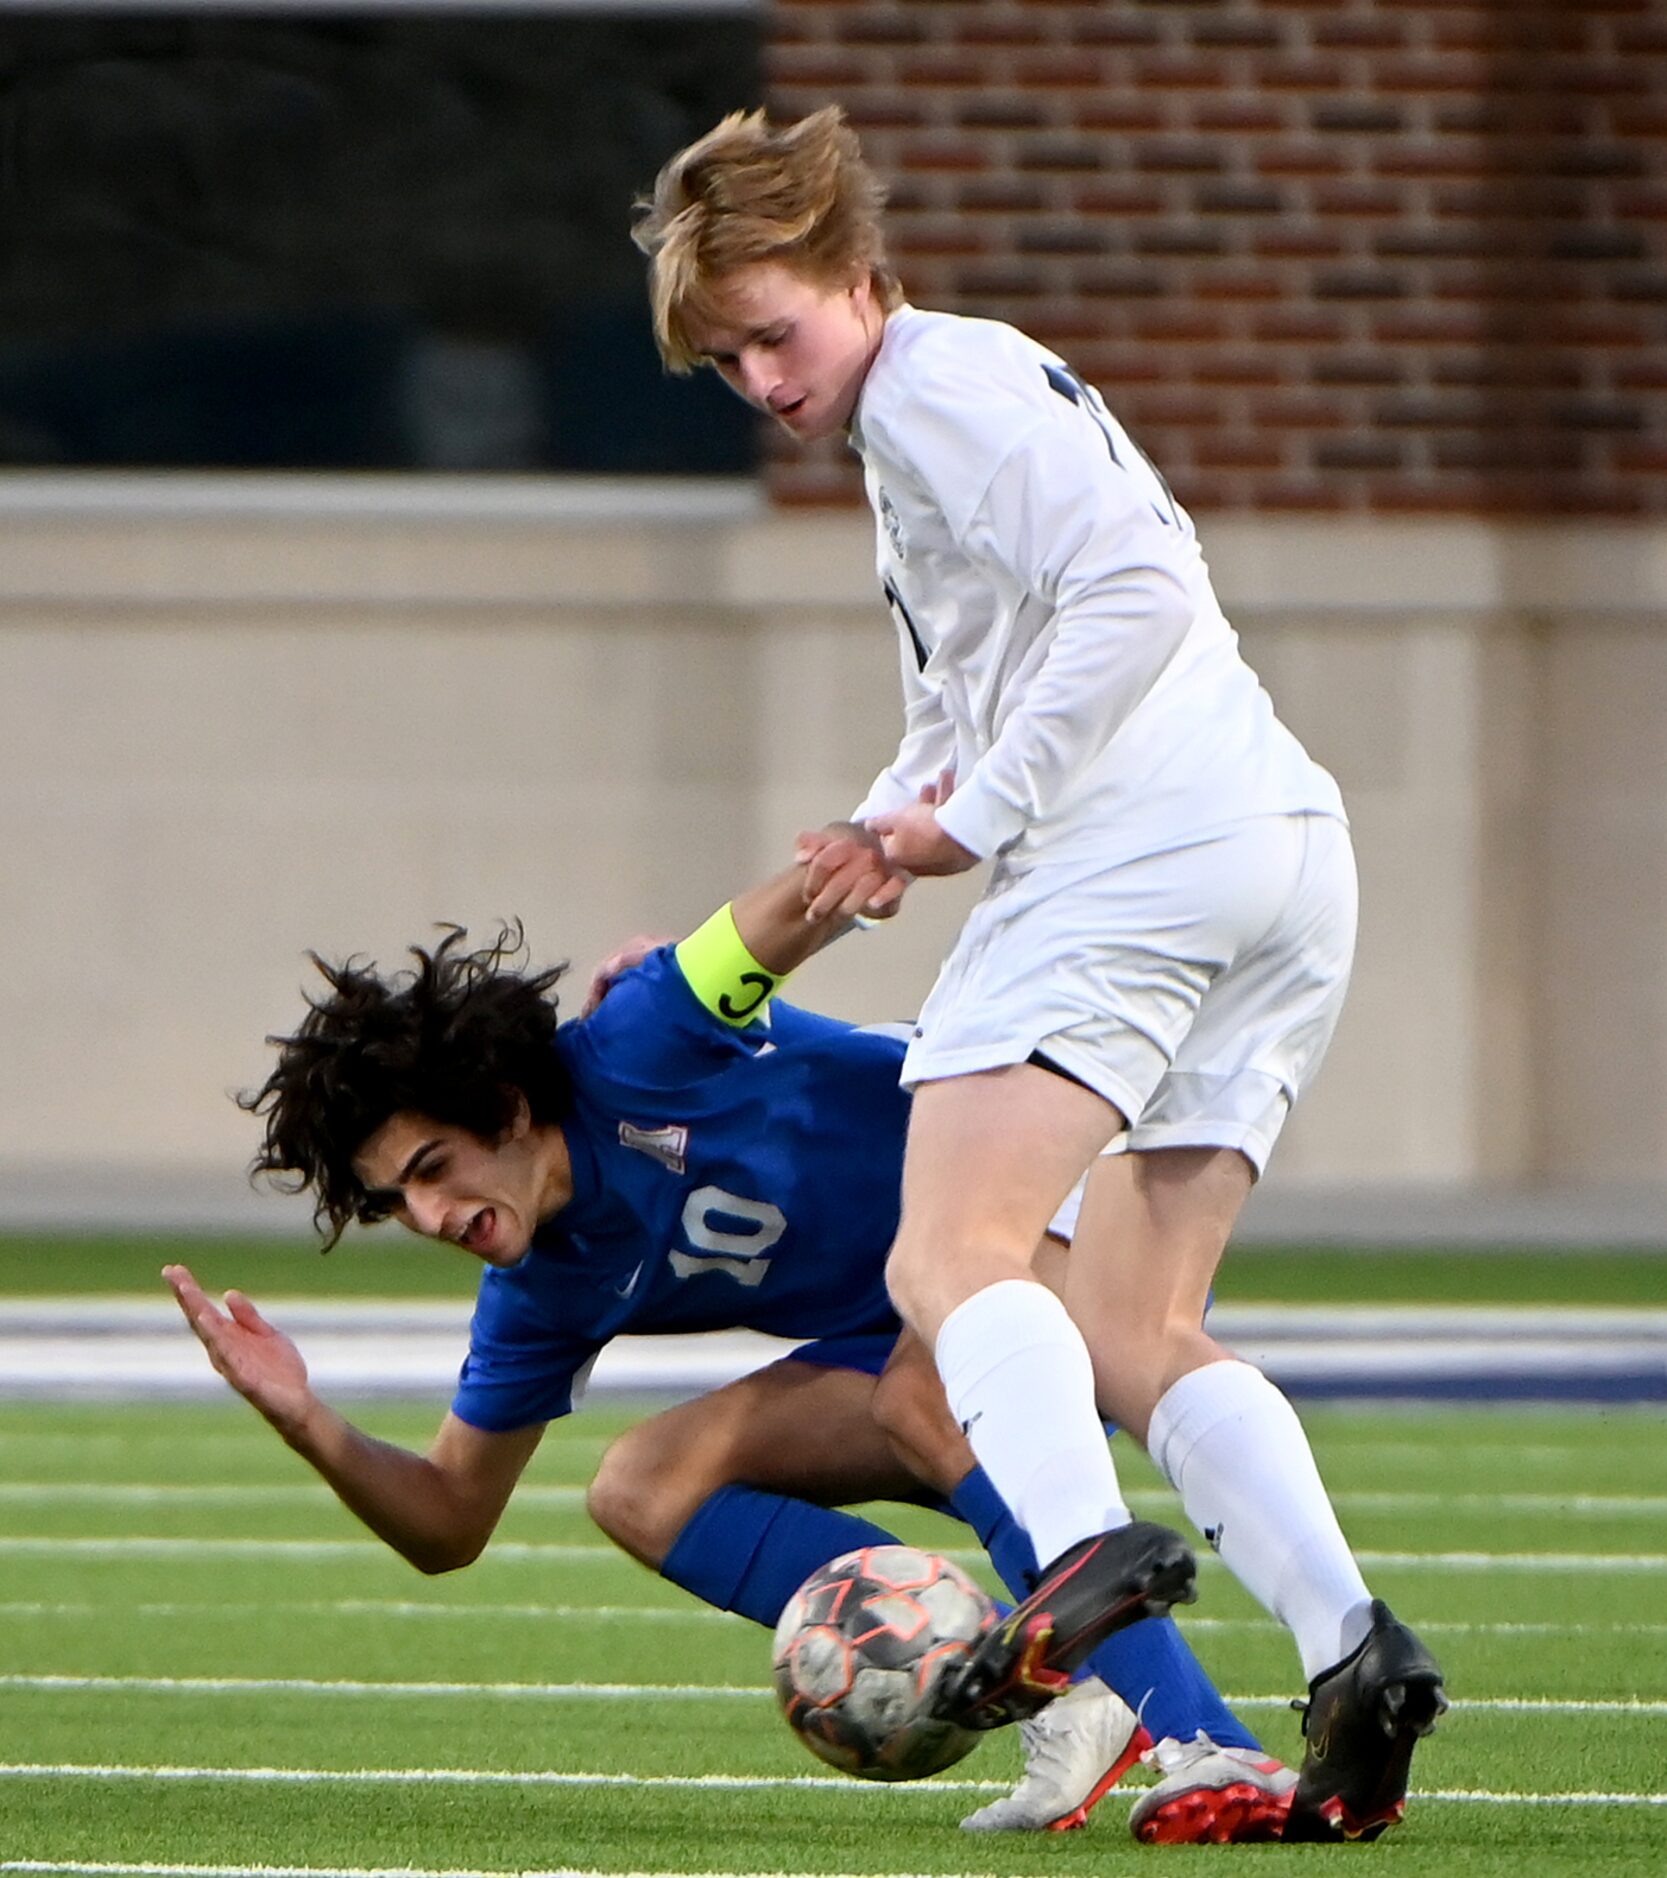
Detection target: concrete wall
<box><xmin>4</xmin><ymin>479</ymin><xmax>1666</xmax><ymax>1233</ymax></box>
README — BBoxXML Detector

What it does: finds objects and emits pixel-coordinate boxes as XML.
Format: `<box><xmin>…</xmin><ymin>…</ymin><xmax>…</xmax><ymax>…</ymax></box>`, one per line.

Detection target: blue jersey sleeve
<box><xmin>450</xmin><ymin>1265</ymin><xmax>602</xmax><ymax>1431</ymax></box>
<box><xmin>562</xmin><ymin>947</ymin><xmax>796</xmax><ymax>1094</ymax></box>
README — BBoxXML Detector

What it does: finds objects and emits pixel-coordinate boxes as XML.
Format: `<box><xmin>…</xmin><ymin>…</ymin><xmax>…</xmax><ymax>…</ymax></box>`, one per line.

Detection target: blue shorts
<box><xmin>782</xmin><ymin>1328</ymin><xmax>901</xmax><ymax>1379</ymax></box>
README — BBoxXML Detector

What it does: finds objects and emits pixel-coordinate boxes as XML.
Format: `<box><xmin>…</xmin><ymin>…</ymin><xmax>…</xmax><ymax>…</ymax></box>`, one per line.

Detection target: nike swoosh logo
<box><xmin>613</xmin><ymin>1261</ymin><xmax>646</xmax><ymax>1299</ymax></box>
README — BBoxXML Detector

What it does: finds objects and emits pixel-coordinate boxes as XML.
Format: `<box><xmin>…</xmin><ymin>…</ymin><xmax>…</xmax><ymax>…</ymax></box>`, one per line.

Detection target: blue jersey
<box><xmin>451</xmin><ymin>948</ymin><xmax>910</xmax><ymax>1431</ymax></box>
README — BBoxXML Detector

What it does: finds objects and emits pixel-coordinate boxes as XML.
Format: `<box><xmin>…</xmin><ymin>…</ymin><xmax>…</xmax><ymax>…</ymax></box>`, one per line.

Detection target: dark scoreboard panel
<box><xmin>0</xmin><ymin>7</ymin><xmax>760</xmax><ymax>472</ymax></box>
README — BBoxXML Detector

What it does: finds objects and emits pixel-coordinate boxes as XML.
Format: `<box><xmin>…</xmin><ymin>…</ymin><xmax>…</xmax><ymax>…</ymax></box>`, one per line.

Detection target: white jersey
<box><xmin>849</xmin><ymin>305</ymin><xmax>1344</xmax><ymax>868</ymax></box>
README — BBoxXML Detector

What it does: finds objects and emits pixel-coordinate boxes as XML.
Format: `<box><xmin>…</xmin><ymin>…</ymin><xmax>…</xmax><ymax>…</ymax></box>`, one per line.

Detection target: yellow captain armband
<box><xmin>675</xmin><ymin>903</ymin><xmax>787</xmax><ymax>1027</ymax></box>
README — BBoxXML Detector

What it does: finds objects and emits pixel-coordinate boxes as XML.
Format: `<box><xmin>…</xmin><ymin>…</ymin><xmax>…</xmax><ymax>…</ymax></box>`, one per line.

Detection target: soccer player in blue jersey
<box><xmin>166</xmin><ymin>860</ymin><xmax>1297</xmax><ymax>1844</ymax></box>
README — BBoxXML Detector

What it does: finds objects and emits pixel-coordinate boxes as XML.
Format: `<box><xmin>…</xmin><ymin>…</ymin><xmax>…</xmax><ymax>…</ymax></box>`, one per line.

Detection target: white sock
<box><xmin>935</xmin><ymin>1279</ymin><xmax>1129</xmax><ymax>1570</ymax></box>
<box><xmin>1148</xmin><ymin>1359</ymin><xmax>1372</xmax><ymax>1682</ymax></box>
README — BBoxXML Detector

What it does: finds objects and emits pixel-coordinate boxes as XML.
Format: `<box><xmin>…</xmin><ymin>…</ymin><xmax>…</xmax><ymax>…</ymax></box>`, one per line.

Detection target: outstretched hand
<box><xmin>163</xmin><ymin>1263</ymin><xmax>314</xmax><ymax>1439</ymax></box>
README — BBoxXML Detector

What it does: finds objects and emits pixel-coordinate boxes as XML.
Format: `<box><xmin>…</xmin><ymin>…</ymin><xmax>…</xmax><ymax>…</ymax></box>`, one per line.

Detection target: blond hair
<box><xmin>633</xmin><ymin>105</ymin><xmax>903</xmax><ymax>374</ymax></box>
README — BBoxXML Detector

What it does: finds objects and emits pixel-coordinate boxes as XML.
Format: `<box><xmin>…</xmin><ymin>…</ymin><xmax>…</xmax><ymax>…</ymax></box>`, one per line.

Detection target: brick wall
<box><xmin>765</xmin><ymin>0</ymin><xmax>1667</xmax><ymax>513</ymax></box>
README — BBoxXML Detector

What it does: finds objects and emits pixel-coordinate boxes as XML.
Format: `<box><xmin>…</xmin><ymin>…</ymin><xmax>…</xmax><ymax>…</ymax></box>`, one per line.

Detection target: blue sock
<box><xmin>948</xmin><ymin>1458</ymin><xmax>1038</xmax><ymax>1602</ymax></box>
<box><xmin>660</xmin><ymin>1485</ymin><xmax>901</xmax><ymax>1628</ymax></box>
<box><xmin>1092</xmin><ymin>1618</ymin><xmax>1260</xmax><ymax>1750</ymax></box>
<box><xmin>948</xmin><ymin>1463</ymin><xmax>1260</xmax><ymax>1752</ymax></box>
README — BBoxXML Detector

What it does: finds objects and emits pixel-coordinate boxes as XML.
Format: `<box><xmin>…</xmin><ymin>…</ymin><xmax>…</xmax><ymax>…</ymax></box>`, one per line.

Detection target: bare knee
<box><xmin>870</xmin><ymin>1337</ymin><xmax>973</xmax><ymax>1499</ymax></box>
<box><xmin>885</xmin><ymin>1224</ymin><xmax>1038</xmax><ymax>1342</ymax></box>
<box><xmin>587</xmin><ymin>1415</ymin><xmax>717</xmax><ymax>1568</ymax></box>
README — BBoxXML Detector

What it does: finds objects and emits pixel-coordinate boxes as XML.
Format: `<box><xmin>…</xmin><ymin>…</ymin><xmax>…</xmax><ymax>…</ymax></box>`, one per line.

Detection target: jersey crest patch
<box><xmin>617</xmin><ymin>1120</ymin><xmax>689</xmax><ymax>1175</ymax></box>
<box><xmin>878</xmin><ymin>485</ymin><xmax>907</xmax><ymax>561</ymax></box>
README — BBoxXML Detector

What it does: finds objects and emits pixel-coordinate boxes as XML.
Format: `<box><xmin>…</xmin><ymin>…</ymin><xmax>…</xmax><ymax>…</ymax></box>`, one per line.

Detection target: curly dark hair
<box><xmin>240</xmin><ymin>922</ymin><xmax>571</xmax><ymax>1248</ymax></box>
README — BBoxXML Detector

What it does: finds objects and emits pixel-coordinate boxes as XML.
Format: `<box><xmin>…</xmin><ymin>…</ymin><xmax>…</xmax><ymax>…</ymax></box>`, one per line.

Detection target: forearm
<box><xmin>280</xmin><ymin>1397</ymin><xmax>496</xmax><ymax>1574</ymax></box>
<box><xmin>166</xmin><ymin>1264</ymin><xmax>524</xmax><ymax>1572</ymax></box>
<box><xmin>718</xmin><ymin>860</ymin><xmax>858</xmax><ymax>976</ymax></box>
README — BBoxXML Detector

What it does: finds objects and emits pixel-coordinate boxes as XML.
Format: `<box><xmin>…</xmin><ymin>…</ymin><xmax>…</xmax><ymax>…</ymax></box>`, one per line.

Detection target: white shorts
<box><xmin>900</xmin><ymin>812</ymin><xmax>1357</xmax><ymax>1178</ymax></box>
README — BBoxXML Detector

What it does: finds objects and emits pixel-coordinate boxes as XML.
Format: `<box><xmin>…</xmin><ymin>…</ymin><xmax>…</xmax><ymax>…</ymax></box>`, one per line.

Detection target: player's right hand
<box><xmin>162</xmin><ymin>1263</ymin><xmax>314</xmax><ymax>1437</ymax></box>
<box><xmin>796</xmin><ymin>822</ymin><xmax>909</xmax><ymax>921</ymax></box>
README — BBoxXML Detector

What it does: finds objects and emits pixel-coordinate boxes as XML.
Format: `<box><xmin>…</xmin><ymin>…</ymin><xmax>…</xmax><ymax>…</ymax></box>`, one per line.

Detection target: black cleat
<box><xmin>1283</xmin><ymin>1598</ymin><xmax>1448</xmax><ymax>1842</ymax></box>
<box><xmin>933</xmin><ymin>1521</ymin><xmax>1197</xmax><ymax>1731</ymax></box>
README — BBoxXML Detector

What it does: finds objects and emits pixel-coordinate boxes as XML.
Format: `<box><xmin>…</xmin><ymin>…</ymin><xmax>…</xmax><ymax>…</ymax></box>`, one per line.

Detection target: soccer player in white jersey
<box><xmin>635</xmin><ymin>106</ymin><xmax>1447</xmax><ymax>1842</ymax></box>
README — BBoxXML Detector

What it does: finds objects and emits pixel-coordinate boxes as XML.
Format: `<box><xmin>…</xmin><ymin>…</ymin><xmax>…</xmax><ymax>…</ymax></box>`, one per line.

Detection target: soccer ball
<box><xmin>771</xmin><ymin>1543</ymin><xmax>996</xmax><ymax>1782</ymax></box>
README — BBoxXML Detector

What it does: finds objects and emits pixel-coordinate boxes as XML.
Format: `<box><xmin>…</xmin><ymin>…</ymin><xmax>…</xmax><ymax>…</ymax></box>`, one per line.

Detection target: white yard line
<box><xmin>1352</xmin><ymin>1550</ymin><xmax>1667</xmax><ymax>1570</ymax></box>
<box><xmin>8</xmin><ymin>1600</ymin><xmax>1667</xmax><ymax>1639</ymax></box>
<box><xmin>1327</xmin><ymin>1491</ymin><xmax>1667</xmax><ymax>1514</ymax></box>
<box><xmin>0</xmin><ymin>1484</ymin><xmax>586</xmax><ymax>1507</ymax></box>
<box><xmin>4</xmin><ymin>1865</ymin><xmax>996</xmax><ymax>1878</ymax></box>
<box><xmin>0</xmin><ymin>1763</ymin><xmax>1000</xmax><ymax>1792</ymax></box>
<box><xmin>0</xmin><ymin>1538</ymin><xmax>616</xmax><ymax>1560</ymax></box>
<box><xmin>1120</xmin><ymin>1614</ymin><xmax>1667</xmax><ymax>1639</ymax></box>
<box><xmin>1</xmin><ymin>1673</ymin><xmax>1662</xmax><ymax>1715</ymax></box>
<box><xmin>3</xmin><ymin>1863</ymin><xmax>1002</xmax><ymax>1878</ymax></box>
<box><xmin>1300</xmin><ymin>1442</ymin><xmax>1627</xmax><ymax>1461</ymax></box>
<box><xmin>3</xmin><ymin>1600</ymin><xmax>1667</xmax><ymax>1645</ymax></box>
<box><xmin>0</xmin><ymin>1772</ymin><xmax>1662</xmax><ymax>1819</ymax></box>
<box><xmin>0</xmin><ymin>1601</ymin><xmax>737</xmax><ymax>1622</ymax></box>
<box><xmin>3</xmin><ymin>1481</ymin><xmax>1665</xmax><ymax>1516</ymax></box>
<box><xmin>0</xmin><ymin>1675</ymin><xmax>764</xmax><ymax>1700</ymax></box>
<box><xmin>4</xmin><ymin>1535</ymin><xmax>1666</xmax><ymax>1570</ymax></box>
<box><xmin>3</xmin><ymin>1865</ymin><xmax>1005</xmax><ymax>1878</ymax></box>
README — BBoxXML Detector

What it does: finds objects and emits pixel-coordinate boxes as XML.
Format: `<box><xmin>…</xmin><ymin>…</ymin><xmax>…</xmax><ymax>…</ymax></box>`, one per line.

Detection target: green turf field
<box><xmin>0</xmin><ymin>1394</ymin><xmax>1662</xmax><ymax>1878</ymax></box>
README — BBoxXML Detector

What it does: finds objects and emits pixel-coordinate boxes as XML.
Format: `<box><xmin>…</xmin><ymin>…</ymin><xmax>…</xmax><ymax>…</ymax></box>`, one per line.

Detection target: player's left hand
<box><xmin>580</xmin><ymin>935</ymin><xmax>677</xmax><ymax>1016</ymax></box>
<box><xmin>866</xmin><ymin>802</ymin><xmax>979</xmax><ymax>878</ymax></box>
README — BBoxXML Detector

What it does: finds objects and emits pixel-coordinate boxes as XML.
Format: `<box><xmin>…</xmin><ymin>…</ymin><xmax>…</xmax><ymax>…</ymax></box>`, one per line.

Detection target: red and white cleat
<box><xmin>959</xmin><ymin>1678</ymin><xmax>1151</xmax><ymax>1832</ymax></box>
<box><xmin>1128</xmin><ymin>1732</ymin><xmax>1299</xmax><ymax>1845</ymax></box>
